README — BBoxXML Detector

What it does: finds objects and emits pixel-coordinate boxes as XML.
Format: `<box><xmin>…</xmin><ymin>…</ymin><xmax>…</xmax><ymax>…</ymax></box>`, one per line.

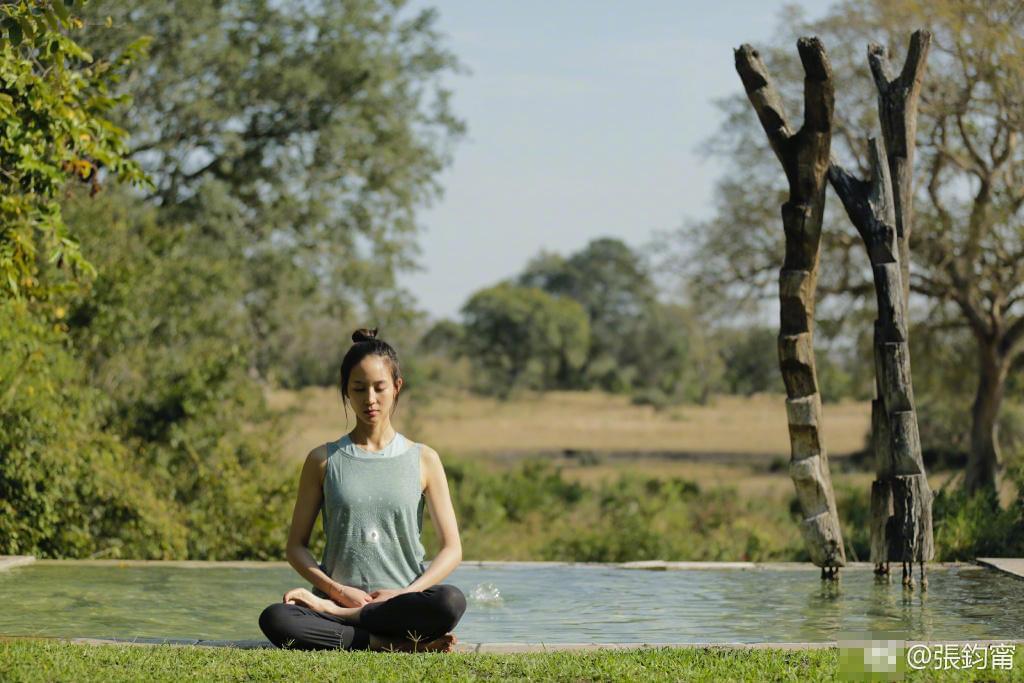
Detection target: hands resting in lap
<box><xmin>283</xmin><ymin>586</ymin><xmax>406</xmax><ymax>612</ymax></box>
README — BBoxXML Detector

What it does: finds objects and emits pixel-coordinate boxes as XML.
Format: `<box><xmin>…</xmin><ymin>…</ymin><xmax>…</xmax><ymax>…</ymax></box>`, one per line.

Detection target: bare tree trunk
<box><xmin>966</xmin><ymin>341</ymin><xmax>1009</xmax><ymax>494</ymax></box>
<box><xmin>830</xmin><ymin>136</ymin><xmax>934</xmax><ymax>588</ymax></box>
<box><xmin>871</xmin><ymin>32</ymin><xmax>934</xmax><ymax>585</ymax></box>
<box><xmin>735</xmin><ymin>38</ymin><xmax>846</xmax><ymax>575</ymax></box>
<box><xmin>870</xmin><ymin>32</ymin><xmax>929</xmax><ymax>311</ymax></box>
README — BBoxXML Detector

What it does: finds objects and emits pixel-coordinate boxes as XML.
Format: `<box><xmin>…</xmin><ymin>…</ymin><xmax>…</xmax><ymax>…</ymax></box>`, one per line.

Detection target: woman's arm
<box><xmin>403</xmin><ymin>445</ymin><xmax>462</xmax><ymax>593</ymax></box>
<box><xmin>285</xmin><ymin>445</ymin><xmax>370</xmax><ymax>606</ymax></box>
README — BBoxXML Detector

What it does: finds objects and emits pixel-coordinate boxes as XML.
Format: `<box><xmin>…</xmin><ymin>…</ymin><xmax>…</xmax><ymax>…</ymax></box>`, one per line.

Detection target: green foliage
<box><xmin>543</xmin><ymin>475</ymin><xmax>802</xmax><ymax>563</ymax></box>
<box><xmin>460</xmin><ymin>283</ymin><xmax>590</xmax><ymax>397</ymax></box>
<box><xmin>519</xmin><ymin>238</ymin><xmax>657</xmax><ymax>392</ymax></box>
<box><xmin>630</xmin><ymin>303</ymin><xmax>723</xmax><ymax>407</ymax></box>
<box><xmin>932</xmin><ymin>470</ymin><xmax>1024</xmax><ymax>561</ymax></box>
<box><xmin>425</xmin><ymin>457</ymin><xmax>805</xmax><ymax>563</ymax></box>
<box><xmin>2</xmin><ymin>0</ymin><xmax>465</xmax><ymax>560</ymax></box>
<box><xmin>77</xmin><ymin>0</ymin><xmax>463</xmax><ymax>384</ymax></box>
<box><xmin>0</xmin><ymin>2</ymin><xmax>177</xmax><ymax>559</ymax></box>
<box><xmin>57</xmin><ymin>186</ymin><xmax>294</xmax><ymax>560</ymax></box>
<box><xmin>419</xmin><ymin>319</ymin><xmax>466</xmax><ymax>355</ymax></box>
<box><xmin>543</xmin><ymin>476</ymin><xmax>690</xmax><ymax>562</ymax></box>
<box><xmin>409</xmin><ymin>319</ymin><xmax>474</xmax><ymax>394</ymax></box>
<box><xmin>0</xmin><ymin>299</ymin><xmax>186</xmax><ymax>558</ymax></box>
<box><xmin>0</xmin><ymin>0</ymin><xmax>148</xmax><ymax>298</ymax></box>
<box><xmin>424</xmin><ymin>459</ymin><xmax>584</xmax><ymax>554</ymax></box>
<box><xmin>835</xmin><ymin>484</ymin><xmax>872</xmax><ymax>563</ymax></box>
<box><xmin>714</xmin><ymin>326</ymin><xmax>782</xmax><ymax>397</ymax></box>
<box><xmin>830</xmin><ymin>465</ymin><xmax>1024</xmax><ymax>562</ymax></box>
<box><xmin>453</xmin><ymin>238</ymin><xmax>722</xmax><ymax>405</ymax></box>
<box><xmin>1</xmin><ymin>213</ymin><xmax>294</xmax><ymax>560</ymax></box>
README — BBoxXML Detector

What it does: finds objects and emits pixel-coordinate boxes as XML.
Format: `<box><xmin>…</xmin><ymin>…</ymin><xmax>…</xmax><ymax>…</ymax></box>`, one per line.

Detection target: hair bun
<box><xmin>352</xmin><ymin>327</ymin><xmax>379</xmax><ymax>343</ymax></box>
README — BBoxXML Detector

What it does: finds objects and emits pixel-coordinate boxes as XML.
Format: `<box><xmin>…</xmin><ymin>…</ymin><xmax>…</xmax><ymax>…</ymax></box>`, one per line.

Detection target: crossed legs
<box><xmin>259</xmin><ymin>584</ymin><xmax>467</xmax><ymax>651</ymax></box>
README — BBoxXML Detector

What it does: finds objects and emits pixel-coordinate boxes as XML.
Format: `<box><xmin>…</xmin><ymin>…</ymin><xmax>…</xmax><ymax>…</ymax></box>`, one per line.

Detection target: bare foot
<box><xmin>369</xmin><ymin>632</ymin><xmax>457</xmax><ymax>653</ymax></box>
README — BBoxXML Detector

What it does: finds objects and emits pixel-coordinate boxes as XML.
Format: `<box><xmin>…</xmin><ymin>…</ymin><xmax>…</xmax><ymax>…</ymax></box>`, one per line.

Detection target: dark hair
<box><xmin>339</xmin><ymin>327</ymin><xmax>403</xmax><ymax>410</ymax></box>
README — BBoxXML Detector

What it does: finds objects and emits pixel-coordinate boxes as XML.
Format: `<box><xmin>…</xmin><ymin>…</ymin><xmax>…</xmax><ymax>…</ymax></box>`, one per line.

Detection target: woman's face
<box><xmin>346</xmin><ymin>355</ymin><xmax>402</xmax><ymax>426</ymax></box>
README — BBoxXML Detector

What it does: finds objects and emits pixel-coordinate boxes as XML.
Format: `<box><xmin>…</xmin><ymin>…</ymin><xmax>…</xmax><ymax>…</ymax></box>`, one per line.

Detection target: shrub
<box><xmin>933</xmin><ymin>475</ymin><xmax>1024</xmax><ymax>561</ymax></box>
<box><xmin>0</xmin><ymin>300</ymin><xmax>186</xmax><ymax>558</ymax></box>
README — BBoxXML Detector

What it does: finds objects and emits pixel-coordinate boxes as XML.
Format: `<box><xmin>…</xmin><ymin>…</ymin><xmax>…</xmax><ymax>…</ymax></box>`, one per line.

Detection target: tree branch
<box><xmin>1001</xmin><ymin>314</ymin><xmax>1024</xmax><ymax>358</ymax></box>
<box><xmin>955</xmin><ymin>109</ymin><xmax>989</xmax><ymax>176</ymax></box>
<box><xmin>827</xmin><ymin>138</ymin><xmax>897</xmax><ymax>262</ymax></box>
<box><xmin>734</xmin><ymin>44</ymin><xmax>795</xmax><ymax>174</ymax></box>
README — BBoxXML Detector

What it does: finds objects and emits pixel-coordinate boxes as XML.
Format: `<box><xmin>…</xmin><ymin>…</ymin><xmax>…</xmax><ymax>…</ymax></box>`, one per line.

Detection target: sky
<box><xmin>400</xmin><ymin>0</ymin><xmax>834</xmax><ymax>320</ymax></box>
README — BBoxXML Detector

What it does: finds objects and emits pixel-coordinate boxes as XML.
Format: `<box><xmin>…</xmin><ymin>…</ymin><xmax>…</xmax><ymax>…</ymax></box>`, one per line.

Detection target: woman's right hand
<box><xmin>331</xmin><ymin>584</ymin><xmax>373</xmax><ymax>607</ymax></box>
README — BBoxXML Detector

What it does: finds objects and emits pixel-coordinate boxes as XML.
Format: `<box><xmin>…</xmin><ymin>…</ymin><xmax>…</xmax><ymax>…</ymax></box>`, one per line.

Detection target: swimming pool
<box><xmin>0</xmin><ymin>561</ymin><xmax>1020</xmax><ymax>644</ymax></box>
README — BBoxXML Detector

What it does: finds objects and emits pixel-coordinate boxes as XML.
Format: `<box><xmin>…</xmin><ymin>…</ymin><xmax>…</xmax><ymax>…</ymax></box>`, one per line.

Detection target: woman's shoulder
<box><xmin>298</xmin><ymin>443</ymin><xmax>330</xmax><ymax>483</ymax></box>
<box><xmin>305</xmin><ymin>443</ymin><xmax>331</xmax><ymax>465</ymax></box>
<box><xmin>411</xmin><ymin>439</ymin><xmax>442</xmax><ymax>464</ymax></box>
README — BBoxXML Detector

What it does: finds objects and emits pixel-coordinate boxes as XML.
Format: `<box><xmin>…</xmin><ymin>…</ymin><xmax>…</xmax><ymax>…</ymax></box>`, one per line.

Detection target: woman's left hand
<box><xmin>368</xmin><ymin>588</ymin><xmax>406</xmax><ymax>603</ymax></box>
<box><xmin>283</xmin><ymin>587</ymin><xmax>330</xmax><ymax>612</ymax></box>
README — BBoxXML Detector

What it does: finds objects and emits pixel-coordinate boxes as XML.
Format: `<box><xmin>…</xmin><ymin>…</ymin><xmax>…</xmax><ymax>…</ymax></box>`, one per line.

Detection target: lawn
<box><xmin>5</xmin><ymin>640</ymin><xmax>1023</xmax><ymax>682</ymax></box>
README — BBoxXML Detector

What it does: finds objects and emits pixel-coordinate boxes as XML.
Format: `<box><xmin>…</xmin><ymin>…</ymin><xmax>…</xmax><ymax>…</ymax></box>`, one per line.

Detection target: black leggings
<box><xmin>259</xmin><ymin>584</ymin><xmax>467</xmax><ymax>651</ymax></box>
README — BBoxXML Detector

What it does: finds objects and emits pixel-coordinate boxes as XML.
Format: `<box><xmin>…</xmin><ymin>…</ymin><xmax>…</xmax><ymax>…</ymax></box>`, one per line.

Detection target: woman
<box><xmin>259</xmin><ymin>328</ymin><xmax>466</xmax><ymax>652</ymax></box>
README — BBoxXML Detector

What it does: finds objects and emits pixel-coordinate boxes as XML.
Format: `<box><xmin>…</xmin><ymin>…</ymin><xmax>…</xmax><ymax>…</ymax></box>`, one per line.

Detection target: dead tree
<box><xmin>829</xmin><ymin>140</ymin><xmax>934</xmax><ymax>588</ymax></box>
<box><xmin>735</xmin><ymin>38</ymin><xmax>846</xmax><ymax>577</ymax></box>
<box><xmin>827</xmin><ymin>32</ymin><xmax>934</xmax><ymax>589</ymax></box>
<box><xmin>870</xmin><ymin>31</ymin><xmax>930</xmax><ymax>312</ymax></box>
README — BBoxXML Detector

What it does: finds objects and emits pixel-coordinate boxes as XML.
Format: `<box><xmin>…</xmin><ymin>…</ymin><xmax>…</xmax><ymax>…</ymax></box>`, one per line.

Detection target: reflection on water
<box><xmin>0</xmin><ymin>564</ymin><xmax>1020</xmax><ymax>643</ymax></box>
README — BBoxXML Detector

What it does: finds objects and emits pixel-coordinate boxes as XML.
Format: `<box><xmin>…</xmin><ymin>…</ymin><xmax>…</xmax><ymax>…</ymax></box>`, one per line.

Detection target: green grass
<box><xmin>2</xmin><ymin>641</ymin><xmax>1023</xmax><ymax>682</ymax></box>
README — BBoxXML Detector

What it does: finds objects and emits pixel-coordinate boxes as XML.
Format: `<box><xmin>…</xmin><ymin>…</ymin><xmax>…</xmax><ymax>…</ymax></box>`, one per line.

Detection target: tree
<box><xmin>672</xmin><ymin>0</ymin><xmax>1024</xmax><ymax>495</ymax></box>
<box><xmin>77</xmin><ymin>0</ymin><xmax>464</xmax><ymax>381</ymax></box>
<box><xmin>419</xmin><ymin>318</ymin><xmax>465</xmax><ymax>355</ymax></box>
<box><xmin>630</xmin><ymin>302</ymin><xmax>724</xmax><ymax>406</ymax></box>
<box><xmin>42</xmin><ymin>0</ymin><xmax>464</xmax><ymax>556</ymax></box>
<box><xmin>1</xmin><ymin>1</ymin><xmax>184</xmax><ymax>559</ymax></box>
<box><xmin>460</xmin><ymin>283</ymin><xmax>590</xmax><ymax>397</ymax></box>
<box><xmin>519</xmin><ymin>238</ymin><xmax>658</xmax><ymax>391</ymax></box>
<box><xmin>0</xmin><ymin>0</ymin><xmax>147</xmax><ymax>299</ymax></box>
<box><xmin>734</xmin><ymin>38</ymin><xmax>847</xmax><ymax>573</ymax></box>
<box><xmin>717</xmin><ymin>326</ymin><xmax>784</xmax><ymax>396</ymax></box>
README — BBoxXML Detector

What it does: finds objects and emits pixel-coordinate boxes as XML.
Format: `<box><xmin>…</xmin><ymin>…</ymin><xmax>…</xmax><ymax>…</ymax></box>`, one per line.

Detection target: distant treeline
<box><xmin>413</xmin><ymin>237</ymin><xmax>888</xmax><ymax>408</ymax></box>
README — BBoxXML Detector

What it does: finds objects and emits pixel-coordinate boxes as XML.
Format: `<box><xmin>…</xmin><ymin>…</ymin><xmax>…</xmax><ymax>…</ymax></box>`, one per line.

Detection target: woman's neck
<box><xmin>349</xmin><ymin>421</ymin><xmax>396</xmax><ymax>452</ymax></box>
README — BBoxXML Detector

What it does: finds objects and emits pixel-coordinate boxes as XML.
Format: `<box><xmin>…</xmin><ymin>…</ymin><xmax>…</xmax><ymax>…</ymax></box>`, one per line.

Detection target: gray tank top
<box><xmin>316</xmin><ymin>432</ymin><xmax>427</xmax><ymax>594</ymax></box>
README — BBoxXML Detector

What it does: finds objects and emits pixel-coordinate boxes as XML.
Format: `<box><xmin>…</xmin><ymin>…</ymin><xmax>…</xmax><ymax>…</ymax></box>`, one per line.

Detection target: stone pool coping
<box><xmin>0</xmin><ymin>556</ymin><xmax>999</xmax><ymax>571</ymax></box>
<box><xmin>0</xmin><ymin>556</ymin><xmax>35</xmax><ymax>571</ymax></box>
<box><xmin>977</xmin><ymin>557</ymin><xmax>1024</xmax><ymax>581</ymax></box>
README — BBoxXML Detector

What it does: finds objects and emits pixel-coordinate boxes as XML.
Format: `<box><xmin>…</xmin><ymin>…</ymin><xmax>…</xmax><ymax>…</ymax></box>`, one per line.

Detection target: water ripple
<box><xmin>0</xmin><ymin>564</ymin><xmax>1021</xmax><ymax>643</ymax></box>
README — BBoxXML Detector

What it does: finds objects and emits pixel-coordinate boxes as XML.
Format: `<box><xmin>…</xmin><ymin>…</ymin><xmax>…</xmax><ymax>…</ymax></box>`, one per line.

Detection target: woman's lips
<box><xmin>365</xmin><ymin>409</ymin><xmax>379</xmax><ymax>417</ymax></box>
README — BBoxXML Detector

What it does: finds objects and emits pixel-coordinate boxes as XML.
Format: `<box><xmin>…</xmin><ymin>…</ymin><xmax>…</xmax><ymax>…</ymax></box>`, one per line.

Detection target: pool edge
<box><xmin>977</xmin><ymin>558</ymin><xmax>1024</xmax><ymax>581</ymax></box>
<box><xmin>4</xmin><ymin>636</ymin><xmax>1021</xmax><ymax>654</ymax></box>
<box><xmin>0</xmin><ymin>556</ymin><xmax>35</xmax><ymax>571</ymax></box>
<box><xmin>22</xmin><ymin>559</ymin><xmax>985</xmax><ymax>571</ymax></box>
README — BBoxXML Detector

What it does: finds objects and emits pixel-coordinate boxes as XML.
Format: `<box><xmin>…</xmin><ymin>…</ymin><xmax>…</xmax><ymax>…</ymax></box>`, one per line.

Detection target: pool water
<box><xmin>0</xmin><ymin>563</ymin><xmax>1020</xmax><ymax>644</ymax></box>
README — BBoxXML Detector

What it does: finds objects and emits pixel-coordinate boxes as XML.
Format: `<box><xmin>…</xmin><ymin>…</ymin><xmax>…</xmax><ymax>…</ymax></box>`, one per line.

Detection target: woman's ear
<box><xmin>395</xmin><ymin>377</ymin><xmax>404</xmax><ymax>396</ymax></box>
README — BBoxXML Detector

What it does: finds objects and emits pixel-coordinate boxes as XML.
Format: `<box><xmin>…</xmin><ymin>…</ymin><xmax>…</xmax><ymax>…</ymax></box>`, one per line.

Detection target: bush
<box><xmin>543</xmin><ymin>473</ymin><xmax>803</xmax><ymax>563</ymax></box>
<box><xmin>835</xmin><ymin>484</ymin><xmax>872</xmax><ymax>563</ymax></box>
<box><xmin>933</xmin><ymin>470</ymin><xmax>1024</xmax><ymax>561</ymax></box>
<box><xmin>0</xmin><ymin>300</ymin><xmax>186</xmax><ymax>558</ymax></box>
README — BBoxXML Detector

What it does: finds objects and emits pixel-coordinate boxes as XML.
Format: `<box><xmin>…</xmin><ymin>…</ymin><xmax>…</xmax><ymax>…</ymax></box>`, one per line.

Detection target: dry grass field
<box><xmin>268</xmin><ymin>387</ymin><xmax>873</xmax><ymax>460</ymax></box>
<box><xmin>266</xmin><ymin>387</ymin><xmax>966</xmax><ymax>500</ymax></box>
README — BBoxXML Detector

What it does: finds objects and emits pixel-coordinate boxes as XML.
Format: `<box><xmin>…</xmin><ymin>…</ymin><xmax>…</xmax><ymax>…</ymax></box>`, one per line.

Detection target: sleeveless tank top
<box><xmin>316</xmin><ymin>432</ymin><xmax>427</xmax><ymax>594</ymax></box>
